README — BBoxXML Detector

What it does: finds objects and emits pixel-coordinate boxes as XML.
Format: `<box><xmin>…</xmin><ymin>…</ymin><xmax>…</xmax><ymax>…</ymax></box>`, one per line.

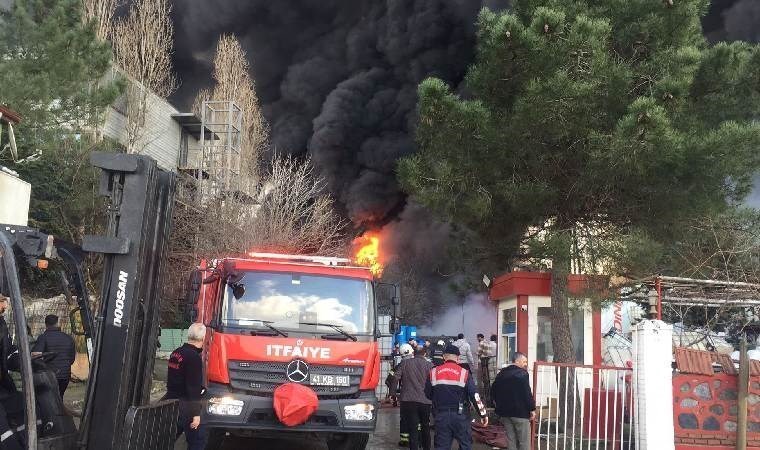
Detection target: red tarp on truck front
<box><xmin>273</xmin><ymin>383</ymin><xmax>319</xmax><ymax>426</ymax></box>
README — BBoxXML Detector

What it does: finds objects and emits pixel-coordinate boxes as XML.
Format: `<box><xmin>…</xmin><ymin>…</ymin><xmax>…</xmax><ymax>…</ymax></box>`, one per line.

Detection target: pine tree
<box><xmin>399</xmin><ymin>0</ymin><xmax>760</xmax><ymax>362</ymax></box>
<box><xmin>0</xmin><ymin>0</ymin><xmax>120</xmax><ymax>134</ymax></box>
<box><xmin>0</xmin><ymin>0</ymin><xmax>121</xmax><ymax>293</ymax></box>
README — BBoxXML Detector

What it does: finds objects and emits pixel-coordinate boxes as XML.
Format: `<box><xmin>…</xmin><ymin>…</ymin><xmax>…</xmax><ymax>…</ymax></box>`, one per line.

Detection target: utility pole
<box><xmin>737</xmin><ymin>334</ymin><xmax>749</xmax><ymax>450</ymax></box>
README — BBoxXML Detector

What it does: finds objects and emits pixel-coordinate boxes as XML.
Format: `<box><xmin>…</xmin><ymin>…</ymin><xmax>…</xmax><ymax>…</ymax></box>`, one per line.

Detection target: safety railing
<box><xmin>532</xmin><ymin>362</ymin><xmax>636</xmax><ymax>450</ymax></box>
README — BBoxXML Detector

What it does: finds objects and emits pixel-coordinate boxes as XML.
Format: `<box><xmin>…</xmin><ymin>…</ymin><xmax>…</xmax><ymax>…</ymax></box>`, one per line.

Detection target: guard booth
<box><xmin>488</xmin><ymin>272</ymin><xmax>605</xmax><ymax>373</ymax></box>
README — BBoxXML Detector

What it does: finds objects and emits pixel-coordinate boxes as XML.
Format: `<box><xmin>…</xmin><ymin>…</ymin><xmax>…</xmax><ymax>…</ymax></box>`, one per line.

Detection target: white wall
<box><xmin>101</xmin><ymin>67</ymin><xmax>199</xmax><ymax>172</ymax></box>
<box><xmin>632</xmin><ymin>320</ymin><xmax>675</xmax><ymax>450</ymax></box>
<box><xmin>0</xmin><ymin>169</ymin><xmax>30</xmax><ymax>226</ymax></box>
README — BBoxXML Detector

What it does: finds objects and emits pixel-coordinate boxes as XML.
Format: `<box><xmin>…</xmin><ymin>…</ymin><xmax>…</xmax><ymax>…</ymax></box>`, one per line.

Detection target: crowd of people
<box><xmin>388</xmin><ymin>333</ymin><xmax>535</xmax><ymax>450</ymax></box>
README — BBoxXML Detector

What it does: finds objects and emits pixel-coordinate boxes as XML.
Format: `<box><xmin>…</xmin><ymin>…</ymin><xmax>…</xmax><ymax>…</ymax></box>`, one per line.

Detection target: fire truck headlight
<box><xmin>343</xmin><ymin>403</ymin><xmax>374</xmax><ymax>421</ymax></box>
<box><xmin>207</xmin><ymin>397</ymin><xmax>244</xmax><ymax>416</ymax></box>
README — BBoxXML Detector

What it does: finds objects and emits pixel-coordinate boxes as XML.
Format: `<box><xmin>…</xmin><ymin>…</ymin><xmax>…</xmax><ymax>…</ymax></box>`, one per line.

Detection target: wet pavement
<box><xmin>174</xmin><ymin>406</ymin><xmax>493</xmax><ymax>449</ymax></box>
<box><xmin>63</xmin><ymin>376</ymin><xmax>493</xmax><ymax>449</ymax></box>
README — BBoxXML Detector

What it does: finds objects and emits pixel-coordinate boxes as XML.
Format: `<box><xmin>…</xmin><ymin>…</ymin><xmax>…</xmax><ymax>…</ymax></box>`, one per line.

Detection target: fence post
<box><xmin>632</xmin><ymin>320</ymin><xmax>674</xmax><ymax>450</ymax></box>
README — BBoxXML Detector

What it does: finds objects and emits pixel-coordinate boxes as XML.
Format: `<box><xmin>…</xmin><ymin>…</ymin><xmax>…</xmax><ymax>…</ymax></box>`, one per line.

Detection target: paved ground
<box><xmin>174</xmin><ymin>407</ymin><xmax>493</xmax><ymax>450</ymax></box>
<box><xmin>63</xmin><ymin>370</ymin><xmax>494</xmax><ymax>450</ymax></box>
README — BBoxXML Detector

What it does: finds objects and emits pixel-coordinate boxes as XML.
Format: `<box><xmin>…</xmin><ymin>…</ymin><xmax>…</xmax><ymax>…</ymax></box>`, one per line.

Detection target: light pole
<box><xmin>647</xmin><ymin>289</ymin><xmax>659</xmax><ymax>320</ymax></box>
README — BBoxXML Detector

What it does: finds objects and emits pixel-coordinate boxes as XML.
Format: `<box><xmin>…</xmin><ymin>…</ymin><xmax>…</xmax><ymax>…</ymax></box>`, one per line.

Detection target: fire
<box><xmin>353</xmin><ymin>233</ymin><xmax>383</xmax><ymax>277</ymax></box>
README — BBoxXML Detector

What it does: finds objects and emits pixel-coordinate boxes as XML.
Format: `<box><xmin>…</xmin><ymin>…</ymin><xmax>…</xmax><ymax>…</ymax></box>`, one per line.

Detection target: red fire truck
<box><xmin>186</xmin><ymin>252</ymin><xmax>399</xmax><ymax>450</ymax></box>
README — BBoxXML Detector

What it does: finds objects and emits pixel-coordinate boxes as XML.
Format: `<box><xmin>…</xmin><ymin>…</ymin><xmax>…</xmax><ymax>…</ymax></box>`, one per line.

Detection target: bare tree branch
<box><xmin>248</xmin><ymin>156</ymin><xmax>346</xmax><ymax>256</ymax></box>
<box><xmin>197</xmin><ymin>35</ymin><xmax>268</xmax><ymax>182</ymax></box>
<box><xmin>81</xmin><ymin>0</ymin><xmax>120</xmax><ymax>41</ymax></box>
<box><xmin>162</xmin><ymin>158</ymin><xmax>347</xmax><ymax>325</ymax></box>
<box><xmin>111</xmin><ymin>0</ymin><xmax>176</xmax><ymax>98</ymax></box>
<box><xmin>110</xmin><ymin>0</ymin><xmax>176</xmax><ymax>153</ymax></box>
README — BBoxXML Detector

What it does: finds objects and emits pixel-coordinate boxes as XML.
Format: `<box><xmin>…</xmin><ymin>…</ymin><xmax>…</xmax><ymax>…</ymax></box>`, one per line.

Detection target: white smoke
<box><xmin>418</xmin><ymin>292</ymin><xmax>498</xmax><ymax>345</ymax></box>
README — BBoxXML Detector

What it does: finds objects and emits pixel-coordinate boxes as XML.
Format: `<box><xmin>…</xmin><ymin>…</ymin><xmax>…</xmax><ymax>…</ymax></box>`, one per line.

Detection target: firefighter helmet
<box><xmin>399</xmin><ymin>343</ymin><xmax>414</xmax><ymax>358</ymax></box>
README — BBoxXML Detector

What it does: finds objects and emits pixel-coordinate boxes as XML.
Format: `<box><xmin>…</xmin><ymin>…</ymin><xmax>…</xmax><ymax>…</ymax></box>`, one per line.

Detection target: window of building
<box><xmin>536</xmin><ymin>306</ymin><xmax>585</xmax><ymax>363</ymax></box>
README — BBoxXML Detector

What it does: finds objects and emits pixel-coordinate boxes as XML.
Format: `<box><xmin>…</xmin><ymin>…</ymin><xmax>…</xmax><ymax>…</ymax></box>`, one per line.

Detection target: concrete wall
<box><xmin>0</xmin><ymin>169</ymin><xmax>30</xmax><ymax>225</ymax></box>
<box><xmin>673</xmin><ymin>373</ymin><xmax>760</xmax><ymax>448</ymax></box>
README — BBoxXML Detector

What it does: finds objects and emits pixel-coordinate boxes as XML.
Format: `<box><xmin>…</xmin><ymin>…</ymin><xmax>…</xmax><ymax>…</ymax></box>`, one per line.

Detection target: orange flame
<box><xmin>353</xmin><ymin>233</ymin><xmax>383</xmax><ymax>277</ymax></box>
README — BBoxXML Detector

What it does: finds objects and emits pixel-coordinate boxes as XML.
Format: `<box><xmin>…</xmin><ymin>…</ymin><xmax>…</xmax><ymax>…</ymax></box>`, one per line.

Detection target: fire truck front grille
<box><xmin>228</xmin><ymin>361</ymin><xmax>365</xmax><ymax>398</ymax></box>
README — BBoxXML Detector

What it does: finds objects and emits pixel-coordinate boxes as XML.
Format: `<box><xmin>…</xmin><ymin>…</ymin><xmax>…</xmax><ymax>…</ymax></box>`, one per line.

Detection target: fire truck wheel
<box><xmin>204</xmin><ymin>429</ymin><xmax>226</xmax><ymax>450</ymax></box>
<box><xmin>326</xmin><ymin>433</ymin><xmax>369</xmax><ymax>450</ymax></box>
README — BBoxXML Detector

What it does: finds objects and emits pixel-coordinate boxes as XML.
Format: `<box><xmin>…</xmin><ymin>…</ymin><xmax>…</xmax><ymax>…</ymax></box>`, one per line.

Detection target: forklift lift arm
<box><xmin>0</xmin><ymin>226</ymin><xmax>95</xmax><ymax>358</ymax></box>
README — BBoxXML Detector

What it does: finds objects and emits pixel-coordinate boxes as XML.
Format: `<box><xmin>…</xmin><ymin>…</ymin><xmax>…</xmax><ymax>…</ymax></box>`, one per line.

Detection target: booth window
<box><xmin>536</xmin><ymin>307</ymin><xmax>585</xmax><ymax>363</ymax></box>
<box><xmin>501</xmin><ymin>307</ymin><xmax>516</xmax><ymax>363</ymax></box>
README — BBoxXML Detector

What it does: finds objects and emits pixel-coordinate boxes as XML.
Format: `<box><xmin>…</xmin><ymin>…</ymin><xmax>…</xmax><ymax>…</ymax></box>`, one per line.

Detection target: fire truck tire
<box><xmin>326</xmin><ymin>433</ymin><xmax>369</xmax><ymax>450</ymax></box>
<box><xmin>204</xmin><ymin>429</ymin><xmax>226</xmax><ymax>450</ymax></box>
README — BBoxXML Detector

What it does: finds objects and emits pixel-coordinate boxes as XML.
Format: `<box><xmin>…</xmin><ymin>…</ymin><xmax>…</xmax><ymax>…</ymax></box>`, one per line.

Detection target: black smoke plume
<box><xmin>708</xmin><ymin>0</ymin><xmax>759</xmax><ymax>43</ymax></box>
<box><xmin>171</xmin><ymin>0</ymin><xmax>508</xmax><ymax>226</ymax></box>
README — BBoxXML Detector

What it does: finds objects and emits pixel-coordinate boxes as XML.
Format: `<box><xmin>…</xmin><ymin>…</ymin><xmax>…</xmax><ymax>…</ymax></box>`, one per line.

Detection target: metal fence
<box><xmin>532</xmin><ymin>362</ymin><xmax>636</xmax><ymax>450</ymax></box>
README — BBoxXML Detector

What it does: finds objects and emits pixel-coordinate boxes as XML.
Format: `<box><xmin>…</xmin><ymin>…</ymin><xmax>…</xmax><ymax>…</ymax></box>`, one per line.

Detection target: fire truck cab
<box><xmin>187</xmin><ymin>253</ymin><xmax>398</xmax><ymax>450</ymax></box>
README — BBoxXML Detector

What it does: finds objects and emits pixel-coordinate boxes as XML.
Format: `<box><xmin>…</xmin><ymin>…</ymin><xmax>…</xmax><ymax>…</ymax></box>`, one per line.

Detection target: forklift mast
<box><xmin>78</xmin><ymin>152</ymin><xmax>177</xmax><ymax>450</ymax></box>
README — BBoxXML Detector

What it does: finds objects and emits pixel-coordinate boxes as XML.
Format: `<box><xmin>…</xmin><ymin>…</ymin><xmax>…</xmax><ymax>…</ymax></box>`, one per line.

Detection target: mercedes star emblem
<box><xmin>286</xmin><ymin>359</ymin><xmax>309</xmax><ymax>383</ymax></box>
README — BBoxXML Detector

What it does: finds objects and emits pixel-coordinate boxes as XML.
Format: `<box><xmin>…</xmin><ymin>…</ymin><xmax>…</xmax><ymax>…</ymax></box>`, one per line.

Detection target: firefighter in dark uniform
<box><xmin>0</xmin><ymin>295</ymin><xmax>24</xmax><ymax>450</ymax></box>
<box><xmin>425</xmin><ymin>344</ymin><xmax>488</xmax><ymax>450</ymax></box>
<box><xmin>430</xmin><ymin>340</ymin><xmax>445</xmax><ymax>367</ymax></box>
<box><xmin>163</xmin><ymin>323</ymin><xmax>207</xmax><ymax>450</ymax></box>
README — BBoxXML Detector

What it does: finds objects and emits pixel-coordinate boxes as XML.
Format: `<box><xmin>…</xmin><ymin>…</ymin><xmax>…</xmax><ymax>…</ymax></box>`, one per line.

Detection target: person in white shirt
<box><xmin>453</xmin><ymin>333</ymin><xmax>474</xmax><ymax>372</ymax></box>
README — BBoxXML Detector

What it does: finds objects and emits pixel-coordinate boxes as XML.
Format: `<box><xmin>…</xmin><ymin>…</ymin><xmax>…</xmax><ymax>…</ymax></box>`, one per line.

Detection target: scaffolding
<box><xmin>648</xmin><ymin>276</ymin><xmax>760</xmax><ymax>308</ymax></box>
<box><xmin>198</xmin><ymin>100</ymin><xmax>243</xmax><ymax>201</ymax></box>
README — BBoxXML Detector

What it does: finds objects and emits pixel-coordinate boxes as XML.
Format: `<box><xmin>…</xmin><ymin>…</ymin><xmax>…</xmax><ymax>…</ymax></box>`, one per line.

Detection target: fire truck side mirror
<box><xmin>390</xmin><ymin>318</ymin><xmax>401</xmax><ymax>334</ymax></box>
<box><xmin>393</xmin><ymin>284</ymin><xmax>401</xmax><ymax>307</ymax></box>
<box><xmin>185</xmin><ymin>270</ymin><xmax>202</xmax><ymax>322</ymax></box>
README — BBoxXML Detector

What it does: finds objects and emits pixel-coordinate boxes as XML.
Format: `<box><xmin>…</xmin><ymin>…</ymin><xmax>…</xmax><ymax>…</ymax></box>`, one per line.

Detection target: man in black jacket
<box><xmin>32</xmin><ymin>315</ymin><xmax>75</xmax><ymax>398</ymax></box>
<box><xmin>490</xmin><ymin>353</ymin><xmax>535</xmax><ymax>450</ymax></box>
<box><xmin>164</xmin><ymin>323</ymin><xmax>207</xmax><ymax>450</ymax></box>
<box><xmin>395</xmin><ymin>346</ymin><xmax>434</xmax><ymax>450</ymax></box>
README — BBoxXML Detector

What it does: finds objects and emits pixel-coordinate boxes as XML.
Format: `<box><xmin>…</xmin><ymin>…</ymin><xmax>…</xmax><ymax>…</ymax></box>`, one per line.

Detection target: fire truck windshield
<box><xmin>220</xmin><ymin>271</ymin><xmax>374</xmax><ymax>334</ymax></box>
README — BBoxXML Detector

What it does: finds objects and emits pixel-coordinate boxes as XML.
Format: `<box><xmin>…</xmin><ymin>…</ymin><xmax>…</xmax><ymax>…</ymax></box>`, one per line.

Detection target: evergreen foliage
<box><xmin>0</xmin><ymin>0</ymin><xmax>120</xmax><ymax>132</ymax></box>
<box><xmin>0</xmin><ymin>0</ymin><xmax>121</xmax><ymax>294</ymax></box>
<box><xmin>399</xmin><ymin>0</ymin><xmax>760</xmax><ymax>362</ymax></box>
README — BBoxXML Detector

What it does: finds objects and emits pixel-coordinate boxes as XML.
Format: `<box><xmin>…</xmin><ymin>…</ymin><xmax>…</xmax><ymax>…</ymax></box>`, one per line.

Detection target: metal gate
<box><xmin>532</xmin><ymin>362</ymin><xmax>636</xmax><ymax>450</ymax></box>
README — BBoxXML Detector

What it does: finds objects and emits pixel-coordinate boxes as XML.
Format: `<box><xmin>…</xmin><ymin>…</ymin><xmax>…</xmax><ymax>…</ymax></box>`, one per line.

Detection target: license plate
<box><xmin>310</xmin><ymin>374</ymin><xmax>350</xmax><ymax>387</ymax></box>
